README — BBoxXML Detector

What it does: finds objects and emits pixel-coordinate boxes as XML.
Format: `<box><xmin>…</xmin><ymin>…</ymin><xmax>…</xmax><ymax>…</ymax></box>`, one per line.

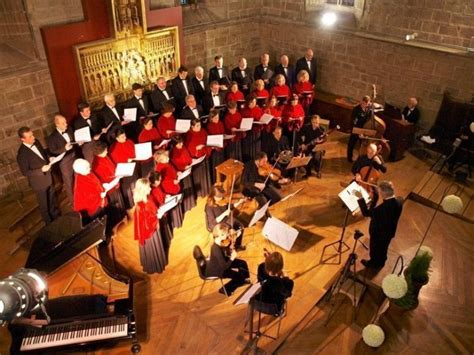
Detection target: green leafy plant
<box><xmin>405</xmin><ymin>250</ymin><xmax>432</xmax><ymax>283</ymax></box>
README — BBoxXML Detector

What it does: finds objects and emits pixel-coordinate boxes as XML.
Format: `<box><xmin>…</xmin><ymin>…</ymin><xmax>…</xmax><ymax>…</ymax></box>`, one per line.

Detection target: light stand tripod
<box><xmin>322</xmin><ymin>230</ymin><xmax>368</xmax><ymax>325</ymax></box>
<box><xmin>320</xmin><ymin>208</ymin><xmax>351</xmax><ymax>264</ymax></box>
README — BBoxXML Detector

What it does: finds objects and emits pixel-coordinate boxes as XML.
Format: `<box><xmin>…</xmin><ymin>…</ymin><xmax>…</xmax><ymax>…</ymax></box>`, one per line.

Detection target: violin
<box><xmin>219</xmin><ymin>228</ymin><xmax>239</xmax><ymax>257</ymax></box>
<box><xmin>258</xmin><ymin>161</ymin><xmax>283</xmax><ymax>181</ymax></box>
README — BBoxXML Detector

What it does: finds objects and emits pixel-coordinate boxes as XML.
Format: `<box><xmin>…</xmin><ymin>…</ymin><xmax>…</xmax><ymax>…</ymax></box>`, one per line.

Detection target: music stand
<box><xmin>320</xmin><ymin>182</ymin><xmax>370</xmax><ymax>264</ymax></box>
<box><xmin>287</xmin><ymin>155</ymin><xmax>312</xmax><ymax>182</ymax></box>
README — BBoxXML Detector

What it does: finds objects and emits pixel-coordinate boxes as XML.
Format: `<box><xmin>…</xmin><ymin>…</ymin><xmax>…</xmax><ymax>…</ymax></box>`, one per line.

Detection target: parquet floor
<box><xmin>0</xmin><ymin>133</ymin><xmax>472</xmax><ymax>354</ymax></box>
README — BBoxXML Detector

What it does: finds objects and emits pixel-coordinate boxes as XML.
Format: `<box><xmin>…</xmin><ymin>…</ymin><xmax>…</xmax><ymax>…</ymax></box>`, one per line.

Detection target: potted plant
<box><xmin>393</xmin><ymin>246</ymin><xmax>433</xmax><ymax>310</ymax></box>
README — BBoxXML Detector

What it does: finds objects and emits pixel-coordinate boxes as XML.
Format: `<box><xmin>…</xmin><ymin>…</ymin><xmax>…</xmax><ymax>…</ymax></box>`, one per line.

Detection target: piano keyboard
<box><xmin>20</xmin><ymin>316</ymin><xmax>129</xmax><ymax>351</ymax></box>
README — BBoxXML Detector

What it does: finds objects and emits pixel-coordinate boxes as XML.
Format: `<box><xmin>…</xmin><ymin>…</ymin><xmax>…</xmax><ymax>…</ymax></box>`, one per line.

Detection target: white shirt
<box><xmin>306</xmin><ymin>60</ymin><xmax>311</xmax><ymax>70</ymax></box>
<box><xmin>217</xmin><ymin>67</ymin><xmax>223</xmax><ymax>78</ymax></box>
<box><xmin>182</xmin><ymin>79</ymin><xmax>189</xmax><ymax>95</ymax></box>
<box><xmin>241</xmin><ymin>70</ymin><xmax>246</xmax><ymax>78</ymax></box>
<box><xmin>23</xmin><ymin>142</ymin><xmax>45</xmax><ymax>161</ymax></box>
<box><xmin>108</xmin><ymin>105</ymin><xmax>120</xmax><ymax>120</ymax></box>
<box><xmin>161</xmin><ymin>89</ymin><xmax>170</xmax><ymax>100</ymax></box>
<box><xmin>82</xmin><ymin>116</ymin><xmax>92</xmax><ymax>127</ymax></box>
<box><xmin>191</xmin><ymin>108</ymin><xmax>199</xmax><ymax>118</ymax></box>
<box><xmin>57</xmin><ymin>128</ymin><xmax>71</xmax><ymax>143</ymax></box>
<box><xmin>136</xmin><ymin>96</ymin><xmax>145</xmax><ymax>110</ymax></box>
<box><xmin>212</xmin><ymin>93</ymin><xmax>221</xmax><ymax>107</ymax></box>
<box><xmin>283</xmin><ymin>67</ymin><xmax>288</xmax><ymax>76</ymax></box>
<box><xmin>197</xmin><ymin>79</ymin><xmax>205</xmax><ymax>90</ymax></box>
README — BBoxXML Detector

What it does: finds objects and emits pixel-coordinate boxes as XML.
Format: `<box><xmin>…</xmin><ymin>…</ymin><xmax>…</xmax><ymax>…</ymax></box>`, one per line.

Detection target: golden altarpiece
<box><xmin>74</xmin><ymin>0</ymin><xmax>180</xmax><ymax>109</ymax></box>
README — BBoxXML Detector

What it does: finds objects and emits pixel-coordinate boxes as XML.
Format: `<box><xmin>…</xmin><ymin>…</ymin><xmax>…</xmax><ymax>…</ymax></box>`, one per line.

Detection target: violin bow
<box><xmin>263</xmin><ymin>156</ymin><xmax>281</xmax><ymax>185</ymax></box>
<box><xmin>227</xmin><ymin>174</ymin><xmax>236</xmax><ymax>212</ymax></box>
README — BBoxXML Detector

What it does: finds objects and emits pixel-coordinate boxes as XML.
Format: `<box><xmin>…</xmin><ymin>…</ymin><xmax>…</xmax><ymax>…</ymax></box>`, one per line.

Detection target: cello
<box><xmin>359</xmin><ymin>84</ymin><xmax>391</xmax><ymax>161</ymax></box>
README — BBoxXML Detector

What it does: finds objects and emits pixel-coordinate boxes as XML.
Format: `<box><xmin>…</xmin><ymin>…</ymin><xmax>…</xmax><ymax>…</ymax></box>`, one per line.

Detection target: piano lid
<box><xmin>25</xmin><ymin>214</ymin><xmax>106</xmax><ymax>274</ymax></box>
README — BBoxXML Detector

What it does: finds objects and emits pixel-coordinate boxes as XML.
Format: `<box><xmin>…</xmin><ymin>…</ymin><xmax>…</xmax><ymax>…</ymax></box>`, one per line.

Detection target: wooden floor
<box><xmin>0</xmin><ymin>133</ymin><xmax>473</xmax><ymax>354</ymax></box>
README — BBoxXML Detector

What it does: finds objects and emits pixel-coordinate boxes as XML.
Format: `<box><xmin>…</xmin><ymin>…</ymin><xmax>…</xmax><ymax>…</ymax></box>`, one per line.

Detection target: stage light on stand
<box><xmin>321</xmin><ymin>12</ymin><xmax>337</xmax><ymax>27</ymax></box>
<box><xmin>0</xmin><ymin>268</ymin><xmax>48</xmax><ymax>324</ymax></box>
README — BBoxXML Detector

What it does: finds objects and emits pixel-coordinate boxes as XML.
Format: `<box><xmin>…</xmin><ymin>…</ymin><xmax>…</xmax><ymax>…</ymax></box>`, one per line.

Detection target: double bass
<box><xmin>359</xmin><ymin>84</ymin><xmax>391</xmax><ymax>161</ymax></box>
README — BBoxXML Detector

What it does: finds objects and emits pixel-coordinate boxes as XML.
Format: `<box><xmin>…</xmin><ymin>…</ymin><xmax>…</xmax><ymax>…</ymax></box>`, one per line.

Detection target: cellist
<box><xmin>351</xmin><ymin>143</ymin><xmax>387</xmax><ymax>204</ymax></box>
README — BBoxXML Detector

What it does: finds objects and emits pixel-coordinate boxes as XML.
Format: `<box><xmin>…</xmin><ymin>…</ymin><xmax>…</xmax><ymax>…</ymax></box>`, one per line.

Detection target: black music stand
<box><xmin>320</xmin><ymin>208</ymin><xmax>351</xmax><ymax>265</ymax></box>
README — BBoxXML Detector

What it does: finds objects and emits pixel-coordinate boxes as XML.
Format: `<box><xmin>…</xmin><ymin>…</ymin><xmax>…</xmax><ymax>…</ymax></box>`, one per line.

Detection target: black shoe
<box><xmin>316</xmin><ymin>172</ymin><xmax>322</xmax><ymax>179</ymax></box>
<box><xmin>243</xmin><ymin>278</ymin><xmax>252</xmax><ymax>285</ymax></box>
<box><xmin>219</xmin><ymin>287</ymin><xmax>233</xmax><ymax>296</ymax></box>
<box><xmin>236</xmin><ymin>245</ymin><xmax>246</xmax><ymax>251</ymax></box>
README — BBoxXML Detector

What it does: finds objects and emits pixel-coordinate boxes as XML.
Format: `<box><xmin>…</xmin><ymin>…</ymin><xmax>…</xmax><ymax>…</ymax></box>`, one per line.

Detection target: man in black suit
<box><xmin>254</xmin><ymin>53</ymin><xmax>274</xmax><ymax>89</ymax></box>
<box><xmin>208</xmin><ymin>55</ymin><xmax>231</xmax><ymax>90</ymax></box>
<box><xmin>231</xmin><ymin>57</ymin><xmax>253</xmax><ymax>94</ymax></box>
<box><xmin>401</xmin><ymin>97</ymin><xmax>420</xmax><ymax>125</ymax></box>
<box><xmin>100</xmin><ymin>93</ymin><xmax>124</xmax><ymax>145</ymax></box>
<box><xmin>191</xmin><ymin>66</ymin><xmax>209</xmax><ymax>106</ymax></box>
<box><xmin>180</xmin><ymin>95</ymin><xmax>204</xmax><ymax>120</ymax></box>
<box><xmin>47</xmin><ymin>114</ymin><xmax>76</xmax><ymax>203</ymax></box>
<box><xmin>295</xmin><ymin>48</ymin><xmax>318</xmax><ymax>84</ymax></box>
<box><xmin>17</xmin><ymin>126</ymin><xmax>60</xmax><ymax>224</ymax></box>
<box><xmin>355</xmin><ymin>181</ymin><xmax>403</xmax><ymax>269</ymax></box>
<box><xmin>150</xmin><ymin>77</ymin><xmax>174</xmax><ymax>113</ymax></box>
<box><xmin>171</xmin><ymin>66</ymin><xmax>194</xmax><ymax>116</ymax></box>
<box><xmin>347</xmin><ymin>95</ymin><xmax>372</xmax><ymax>162</ymax></box>
<box><xmin>72</xmin><ymin>102</ymin><xmax>104</xmax><ymax>164</ymax></box>
<box><xmin>202</xmin><ymin>81</ymin><xmax>226</xmax><ymax>115</ymax></box>
<box><xmin>274</xmin><ymin>54</ymin><xmax>296</xmax><ymax>88</ymax></box>
<box><xmin>124</xmin><ymin>83</ymin><xmax>151</xmax><ymax>141</ymax></box>
<box><xmin>242</xmin><ymin>152</ymin><xmax>282</xmax><ymax>207</ymax></box>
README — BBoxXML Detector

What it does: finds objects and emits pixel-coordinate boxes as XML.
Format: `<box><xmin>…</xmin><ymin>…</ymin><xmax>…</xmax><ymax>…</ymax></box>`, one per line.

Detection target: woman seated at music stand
<box><xmin>256</xmin><ymin>250</ymin><xmax>294</xmax><ymax>314</ymax></box>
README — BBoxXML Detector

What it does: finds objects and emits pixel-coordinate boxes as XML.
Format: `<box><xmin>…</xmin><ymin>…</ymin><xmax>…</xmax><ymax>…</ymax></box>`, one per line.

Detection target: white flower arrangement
<box><xmin>441</xmin><ymin>195</ymin><xmax>463</xmax><ymax>214</ymax></box>
<box><xmin>417</xmin><ymin>245</ymin><xmax>433</xmax><ymax>258</ymax></box>
<box><xmin>382</xmin><ymin>274</ymin><xmax>408</xmax><ymax>299</ymax></box>
<box><xmin>362</xmin><ymin>324</ymin><xmax>385</xmax><ymax>347</ymax></box>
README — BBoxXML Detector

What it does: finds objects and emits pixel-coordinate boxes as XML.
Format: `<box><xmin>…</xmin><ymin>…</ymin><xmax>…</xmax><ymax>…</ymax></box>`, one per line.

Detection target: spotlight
<box><xmin>0</xmin><ymin>268</ymin><xmax>48</xmax><ymax>323</ymax></box>
<box><xmin>321</xmin><ymin>12</ymin><xmax>337</xmax><ymax>27</ymax></box>
<box><xmin>405</xmin><ymin>32</ymin><xmax>418</xmax><ymax>41</ymax></box>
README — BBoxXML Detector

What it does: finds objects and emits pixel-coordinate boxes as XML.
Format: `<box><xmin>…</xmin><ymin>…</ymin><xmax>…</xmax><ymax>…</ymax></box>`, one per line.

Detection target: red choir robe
<box><xmin>282</xmin><ymin>103</ymin><xmax>305</xmax><ymax>131</ymax></box>
<box><xmin>264</xmin><ymin>106</ymin><xmax>283</xmax><ymax>133</ymax></box>
<box><xmin>92</xmin><ymin>155</ymin><xmax>120</xmax><ymax>193</ymax></box>
<box><xmin>156</xmin><ymin>114</ymin><xmax>176</xmax><ymax>139</ymax></box>
<box><xmin>155</xmin><ymin>162</ymin><xmax>181</xmax><ymax>195</ymax></box>
<box><xmin>241</xmin><ymin>105</ymin><xmax>263</xmax><ymax>133</ymax></box>
<box><xmin>206</xmin><ymin>120</ymin><xmax>225</xmax><ymax>152</ymax></box>
<box><xmin>226</xmin><ymin>90</ymin><xmax>245</xmax><ymax>103</ymax></box>
<box><xmin>109</xmin><ymin>139</ymin><xmax>136</xmax><ymax>164</ymax></box>
<box><xmin>293</xmin><ymin>81</ymin><xmax>314</xmax><ymax>108</ymax></box>
<box><xmin>270</xmin><ymin>85</ymin><xmax>291</xmax><ymax>100</ymax></box>
<box><xmin>185</xmin><ymin>129</ymin><xmax>208</xmax><ymax>158</ymax></box>
<box><xmin>73</xmin><ymin>172</ymin><xmax>106</xmax><ymax>216</ymax></box>
<box><xmin>253</xmin><ymin>88</ymin><xmax>270</xmax><ymax>99</ymax></box>
<box><xmin>170</xmin><ymin>145</ymin><xmax>193</xmax><ymax>171</ymax></box>
<box><xmin>224</xmin><ymin>111</ymin><xmax>244</xmax><ymax>141</ymax></box>
<box><xmin>151</xmin><ymin>185</ymin><xmax>166</xmax><ymax>207</ymax></box>
<box><xmin>138</xmin><ymin>127</ymin><xmax>162</xmax><ymax>147</ymax></box>
<box><xmin>134</xmin><ymin>197</ymin><xmax>158</xmax><ymax>246</ymax></box>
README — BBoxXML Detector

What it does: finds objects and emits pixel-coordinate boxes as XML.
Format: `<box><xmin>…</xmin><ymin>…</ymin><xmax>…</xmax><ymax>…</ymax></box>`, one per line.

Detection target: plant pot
<box><xmin>393</xmin><ymin>269</ymin><xmax>428</xmax><ymax>310</ymax></box>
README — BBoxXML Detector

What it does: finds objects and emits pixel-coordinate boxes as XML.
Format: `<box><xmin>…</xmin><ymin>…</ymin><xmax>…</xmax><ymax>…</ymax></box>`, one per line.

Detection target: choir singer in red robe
<box><xmin>241</xmin><ymin>94</ymin><xmax>263</xmax><ymax>161</ymax></box>
<box><xmin>170</xmin><ymin>135</ymin><xmax>196</xmax><ymax>213</ymax></box>
<box><xmin>206</xmin><ymin>109</ymin><xmax>226</xmax><ymax>183</ymax></box>
<box><xmin>156</xmin><ymin>102</ymin><xmax>177</xmax><ymax>140</ymax></box>
<box><xmin>185</xmin><ymin>118</ymin><xmax>211</xmax><ymax>197</ymax></box>
<box><xmin>138</xmin><ymin>117</ymin><xmax>162</xmax><ymax>177</ymax></box>
<box><xmin>224</xmin><ymin>101</ymin><xmax>243</xmax><ymax>161</ymax></box>
<box><xmin>293</xmin><ymin>70</ymin><xmax>314</xmax><ymax>114</ymax></box>
<box><xmin>270</xmin><ymin>74</ymin><xmax>291</xmax><ymax>105</ymax></box>
<box><xmin>226</xmin><ymin>82</ymin><xmax>245</xmax><ymax>105</ymax></box>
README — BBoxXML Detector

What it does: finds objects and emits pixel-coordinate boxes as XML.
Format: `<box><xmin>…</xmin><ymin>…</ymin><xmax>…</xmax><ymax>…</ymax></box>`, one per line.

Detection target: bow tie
<box><xmin>29</xmin><ymin>144</ymin><xmax>35</xmax><ymax>148</ymax></box>
<box><xmin>213</xmin><ymin>94</ymin><xmax>219</xmax><ymax>97</ymax></box>
<box><xmin>217</xmin><ymin>67</ymin><xmax>222</xmax><ymax>70</ymax></box>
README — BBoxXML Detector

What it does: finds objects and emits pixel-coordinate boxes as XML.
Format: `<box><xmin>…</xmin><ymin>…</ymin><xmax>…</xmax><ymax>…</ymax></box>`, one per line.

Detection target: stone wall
<box><xmin>0</xmin><ymin>65</ymin><xmax>58</xmax><ymax>197</ymax></box>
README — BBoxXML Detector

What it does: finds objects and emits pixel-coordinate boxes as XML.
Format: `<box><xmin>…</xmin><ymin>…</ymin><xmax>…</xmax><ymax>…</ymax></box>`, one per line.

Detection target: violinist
<box><xmin>352</xmin><ymin>143</ymin><xmax>387</xmax><ymax>204</ymax></box>
<box><xmin>256</xmin><ymin>250</ymin><xmax>294</xmax><ymax>313</ymax></box>
<box><xmin>242</xmin><ymin>152</ymin><xmax>282</xmax><ymax>207</ymax></box>
<box><xmin>347</xmin><ymin>95</ymin><xmax>372</xmax><ymax>163</ymax></box>
<box><xmin>262</xmin><ymin>126</ymin><xmax>292</xmax><ymax>180</ymax></box>
<box><xmin>207</xmin><ymin>223</ymin><xmax>250</xmax><ymax>295</ymax></box>
<box><xmin>205</xmin><ymin>186</ymin><xmax>246</xmax><ymax>250</ymax></box>
<box><xmin>297</xmin><ymin>115</ymin><xmax>326</xmax><ymax>179</ymax></box>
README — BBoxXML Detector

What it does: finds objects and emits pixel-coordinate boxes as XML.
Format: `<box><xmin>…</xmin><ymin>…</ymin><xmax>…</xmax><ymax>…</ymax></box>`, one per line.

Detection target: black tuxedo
<box><xmin>358</xmin><ymin>196</ymin><xmax>403</xmax><ymax>267</ymax></box>
<box><xmin>208</xmin><ymin>66</ymin><xmax>231</xmax><ymax>86</ymax></box>
<box><xmin>17</xmin><ymin>141</ymin><xmax>59</xmax><ymax>224</ymax></box>
<box><xmin>202</xmin><ymin>91</ymin><xmax>226</xmax><ymax>115</ymax></box>
<box><xmin>191</xmin><ymin>76</ymin><xmax>210</xmax><ymax>106</ymax></box>
<box><xmin>73</xmin><ymin>114</ymin><xmax>103</xmax><ymax>163</ymax></box>
<box><xmin>150</xmin><ymin>87</ymin><xmax>175</xmax><ymax>112</ymax></box>
<box><xmin>274</xmin><ymin>64</ymin><xmax>296</xmax><ymax>88</ymax></box>
<box><xmin>295</xmin><ymin>57</ymin><xmax>318</xmax><ymax>84</ymax></box>
<box><xmin>263</xmin><ymin>134</ymin><xmax>290</xmax><ymax>163</ymax></box>
<box><xmin>180</xmin><ymin>105</ymin><xmax>204</xmax><ymax>121</ymax></box>
<box><xmin>171</xmin><ymin>76</ymin><xmax>194</xmax><ymax>115</ymax></box>
<box><xmin>47</xmin><ymin>128</ymin><xmax>76</xmax><ymax>203</ymax></box>
<box><xmin>402</xmin><ymin>106</ymin><xmax>420</xmax><ymax>124</ymax></box>
<box><xmin>347</xmin><ymin>104</ymin><xmax>373</xmax><ymax>161</ymax></box>
<box><xmin>254</xmin><ymin>64</ymin><xmax>274</xmax><ymax>89</ymax></box>
<box><xmin>231</xmin><ymin>67</ymin><xmax>253</xmax><ymax>93</ymax></box>
<box><xmin>125</xmin><ymin>95</ymin><xmax>151</xmax><ymax>141</ymax></box>
<box><xmin>257</xmin><ymin>262</ymin><xmax>294</xmax><ymax>312</ymax></box>
<box><xmin>100</xmin><ymin>105</ymin><xmax>124</xmax><ymax>144</ymax></box>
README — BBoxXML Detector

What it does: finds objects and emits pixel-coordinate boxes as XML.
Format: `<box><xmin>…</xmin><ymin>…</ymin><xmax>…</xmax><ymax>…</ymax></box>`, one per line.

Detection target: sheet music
<box><xmin>103</xmin><ymin>176</ymin><xmax>121</xmax><ymax>193</ymax></box>
<box><xmin>234</xmin><ymin>283</ymin><xmax>262</xmax><ymax>306</ymax></box>
<box><xmin>103</xmin><ymin>121</ymin><xmax>114</xmax><ymax>133</ymax></box>
<box><xmin>281</xmin><ymin>187</ymin><xmax>304</xmax><ymax>202</ymax></box>
<box><xmin>134</xmin><ymin>142</ymin><xmax>152</xmax><ymax>161</ymax></box>
<box><xmin>191</xmin><ymin>155</ymin><xmax>206</xmax><ymax>166</ymax></box>
<box><xmin>175</xmin><ymin>119</ymin><xmax>191</xmax><ymax>133</ymax></box>
<box><xmin>115</xmin><ymin>162</ymin><xmax>136</xmax><ymax>177</ymax></box>
<box><xmin>207</xmin><ymin>134</ymin><xmax>224</xmax><ymax>148</ymax></box>
<box><xmin>48</xmin><ymin>152</ymin><xmax>66</xmax><ymax>166</ymax></box>
<box><xmin>262</xmin><ymin>217</ymin><xmax>299</xmax><ymax>251</ymax></box>
<box><xmin>74</xmin><ymin>126</ymin><xmax>91</xmax><ymax>143</ymax></box>
<box><xmin>157</xmin><ymin>139</ymin><xmax>171</xmax><ymax>149</ymax></box>
<box><xmin>338</xmin><ymin>181</ymin><xmax>371</xmax><ymax>213</ymax></box>
<box><xmin>248</xmin><ymin>200</ymin><xmax>271</xmax><ymax>227</ymax></box>
<box><xmin>178</xmin><ymin>167</ymin><xmax>192</xmax><ymax>181</ymax></box>
<box><xmin>224</xmin><ymin>134</ymin><xmax>235</xmax><ymax>140</ymax></box>
<box><xmin>234</xmin><ymin>117</ymin><xmax>253</xmax><ymax>132</ymax></box>
<box><xmin>254</xmin><ymin>113</ymin><xmax>273</xmax><ymax>125</ymax></box>
<box><xmin>123</xmin><ymin>108</ymin><xmax>137</xmax><ymax>122</ymax></box>
<box><xmin>158</xmin><ymin>193</ymin><xmax>183</xmax><ymax>218</ymax></box>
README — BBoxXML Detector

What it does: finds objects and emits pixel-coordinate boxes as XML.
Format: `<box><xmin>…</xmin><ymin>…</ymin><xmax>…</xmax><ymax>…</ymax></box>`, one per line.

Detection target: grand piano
<box><xmin>9</xmin><ymin>213</ymin><xmax>140</xmax><ymax>353</ymax></box>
